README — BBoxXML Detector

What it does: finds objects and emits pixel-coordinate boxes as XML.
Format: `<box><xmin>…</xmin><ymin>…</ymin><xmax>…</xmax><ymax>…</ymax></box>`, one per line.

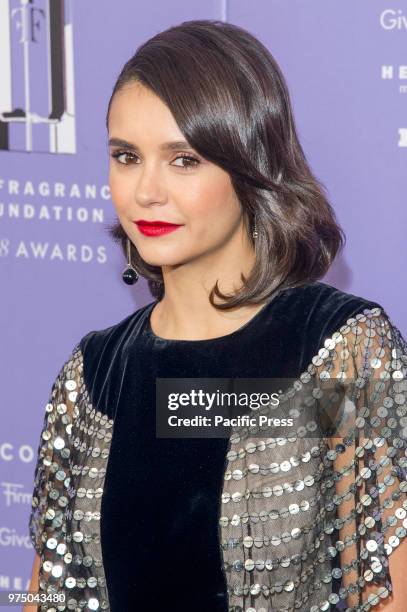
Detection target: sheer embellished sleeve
<box><xmin>316</xmin><ymin>306</ymin><xmax>407</xmax><ymax>610</ymax></box>
<box><xmin>219</xmin><ymin>304</ymin><xmax>407</xmax><ymax>612</ymax></box>
<box><xmin>28</xmin><ymin>342</ymin><xmax>83</xmax><ymax>557</ymax></box>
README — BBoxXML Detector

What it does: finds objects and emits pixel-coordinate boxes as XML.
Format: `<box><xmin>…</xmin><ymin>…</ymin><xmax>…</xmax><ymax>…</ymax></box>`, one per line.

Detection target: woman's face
<box><xmin>108</xmin><ymin>81</ymin><xmax>247</xmax><ymax>269</ymax></box>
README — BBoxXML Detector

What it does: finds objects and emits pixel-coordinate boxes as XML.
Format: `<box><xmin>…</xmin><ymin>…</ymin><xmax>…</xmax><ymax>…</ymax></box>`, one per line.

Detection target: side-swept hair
<box><xmin>105</xmin><ymin>19</ymin><xmax>345</xmax><ymax>309</ymax></box>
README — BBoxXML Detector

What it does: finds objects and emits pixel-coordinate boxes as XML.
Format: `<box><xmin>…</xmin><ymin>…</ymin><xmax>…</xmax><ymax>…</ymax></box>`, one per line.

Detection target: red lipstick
<box><xmin>134</xmin><ymin>219</ymin><xmax>183</xmax><ymax>237</ymax></box>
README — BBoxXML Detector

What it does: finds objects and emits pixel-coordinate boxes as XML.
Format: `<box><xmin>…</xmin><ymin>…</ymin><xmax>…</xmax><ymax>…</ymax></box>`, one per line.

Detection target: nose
<box><xmin>134</xmin><ymin>161</ymin><xmax>167</xmax><ymax>208</ymax></box>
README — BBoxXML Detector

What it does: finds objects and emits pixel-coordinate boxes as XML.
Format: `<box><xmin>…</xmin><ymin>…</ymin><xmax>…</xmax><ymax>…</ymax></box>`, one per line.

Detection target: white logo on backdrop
<box><xmin>0</xmin><ymin>178</ymin><xmax>111</xmax><ymax>221</ymax></box>
<box><xmin>0</xmin><ymin>0</ymin><xmax>75</xmax><ymax>153</ymax></box>
<box><xmin>0</xmin><ymin>574</ymin><xmax>31</xmax><ymax>590</ymax></box>
<box><xmin>0</xmin><ymin>527</ymin><xmax>33</xmax><ymax>548</ymax></box>
<box><xmin>0</xmin><ymin>443</ymin><xmax>34</xmax><ymax>463</ymax></box>
<box><xmin>398</xmin><ymin>128</ymin><xmax>407</xmax><ymax>147</ymax></box>
<box><xmin>380</xmin><ymin>8</ymin><xmax>407</xmax><ymax>30</ymax></box>
<box><xmin>379</xmin><ymin>11</ymin><xmax>407</xmax><ymax>145</ymax></box>
<box><xmin>0</xmin><ymin>178</ymin><xmax>111</xmax><ymax>261</ymax></box>
<box><xmin>381</xmin><ymin>65</ymin><xmax>407</xmax><ymax>94</ymax></box>
<box><xmin>1</xmin><ymin>482</ymin><xmax>32</xmax><ymax>506</ymax></box>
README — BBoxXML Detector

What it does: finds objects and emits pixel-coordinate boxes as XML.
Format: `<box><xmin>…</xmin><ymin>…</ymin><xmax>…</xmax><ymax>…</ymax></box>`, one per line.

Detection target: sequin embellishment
<box><xmin>29</xmin><ymin>307</ymin><xmax>407</xmax><ymax>612</ymax></box>
<box><xmin>29</xmin><ymin>344</ymin><xmax>113</xmax><ymax>611</ymax></box>
<box><xmin>219</xmin><ymin>308</ymin><xmax>407</xmax><ymax>612</ymax></box>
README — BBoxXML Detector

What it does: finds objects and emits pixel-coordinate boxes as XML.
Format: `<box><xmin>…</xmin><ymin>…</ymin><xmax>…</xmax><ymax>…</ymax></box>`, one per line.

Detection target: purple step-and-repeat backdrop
<box><xmin>0</xmin><ymin>0</ymin><xmax>406</xmax><ymax>602</ymax></box>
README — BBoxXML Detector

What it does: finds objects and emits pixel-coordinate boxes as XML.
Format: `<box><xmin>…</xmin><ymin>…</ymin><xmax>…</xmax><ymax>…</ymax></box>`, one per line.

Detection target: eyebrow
<box><xmin>107</xmin><ymin>137</ymin><xmax>194</xmax><ymax>152</ymax></box>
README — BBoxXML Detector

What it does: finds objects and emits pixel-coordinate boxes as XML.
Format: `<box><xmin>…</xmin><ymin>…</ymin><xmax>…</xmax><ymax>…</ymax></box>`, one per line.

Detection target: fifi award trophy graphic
<box><xmin>0</xmin><ymin>0</ymin><xmax>76</xmax><ymax>153</ymax></box>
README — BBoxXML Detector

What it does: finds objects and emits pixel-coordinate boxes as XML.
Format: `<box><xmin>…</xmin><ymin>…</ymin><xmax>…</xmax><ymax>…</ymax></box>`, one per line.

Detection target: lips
<box><xmin>134</xmin><ymin>220</ymin><xmax>183</xmax><ymax>237</ymax></box>
<box><xmin>135</xmin><ymin>220</ymin><xmax>182</xmax><ymax>227</ymax></box>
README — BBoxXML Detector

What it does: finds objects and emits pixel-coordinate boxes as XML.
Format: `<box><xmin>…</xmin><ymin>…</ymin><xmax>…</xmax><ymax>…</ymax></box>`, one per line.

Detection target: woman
<box><xmin>27</xmin><ymin>19</ymin><xmax>407</xmax><ymax>612</ymax></box>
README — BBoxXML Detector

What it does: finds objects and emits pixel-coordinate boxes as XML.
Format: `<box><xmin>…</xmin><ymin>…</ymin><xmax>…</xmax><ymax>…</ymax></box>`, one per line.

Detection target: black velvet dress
<box><xmin>29</xmin><ymin>281</ymin><xmax>407</xmax><ymax>612</ymax></box>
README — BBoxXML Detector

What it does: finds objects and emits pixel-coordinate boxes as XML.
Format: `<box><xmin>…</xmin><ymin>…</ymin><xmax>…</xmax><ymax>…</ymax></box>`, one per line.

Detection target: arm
<box><xmin>321</xmin><ymin>308</ymin><xmax>407</xmax><ymax>609</ymax></box>
<box><xmin>27</xmin><ymin>341</ymin><xmax>82</xmax><ymax>608</ymax></box>
<box><xmin>329</xmin><ymin>433</ymin><xmax>407</xmax><ymax>610</ymax></box>
<box><xmin>23</xmin><ymin>552</ymin><xmax>40</xmax><ymax>611</ymax></box>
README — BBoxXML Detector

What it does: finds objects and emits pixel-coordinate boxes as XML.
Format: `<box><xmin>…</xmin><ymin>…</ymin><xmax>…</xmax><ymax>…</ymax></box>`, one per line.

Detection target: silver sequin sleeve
<box><xmin>28</xmin><ymin>342</ymin><xmax>82</xmax><ymax>558</ymax></box>
<box><xmin>321</xmin><ymin>309</ymin><xmax>407</xmax><ymax>610</ymax></box>
<box><xmin>28</xmin><ymin>342</ymin><xmax>112</xmax><ymax>611</ymax></box>
<box><xmin>219</xmin><ymin>307</ymin><xmax>407</xmax><ymax>612</ymax></box>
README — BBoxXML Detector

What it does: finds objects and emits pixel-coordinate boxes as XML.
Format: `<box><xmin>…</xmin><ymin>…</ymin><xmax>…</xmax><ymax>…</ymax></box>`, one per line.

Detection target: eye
<box><xmin>172</xmin><ymin>155</ymin><xmax>200</xmax><ymax>170</ymax></box>
<box><xmin>110</xmin><ymin>150</ymin><xmax>138</xmax><ymax>165</ymax></box>
<box><xmin>110</xmin><ymin>150</ymin><xmax>200</xmax><ymax>169</ymax></box>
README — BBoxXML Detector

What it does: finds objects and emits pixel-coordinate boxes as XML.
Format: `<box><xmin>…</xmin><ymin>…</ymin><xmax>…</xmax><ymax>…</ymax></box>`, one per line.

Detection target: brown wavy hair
<box><xmin>105</xmin><ymin>19</ymin><xmax>345</xmax><ymax>310</ymax></box>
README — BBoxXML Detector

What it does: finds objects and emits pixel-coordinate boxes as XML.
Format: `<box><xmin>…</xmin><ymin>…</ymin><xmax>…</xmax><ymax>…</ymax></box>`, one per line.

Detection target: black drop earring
<box><xmin>122</xmin><ymin>237</ymin><xmax>139</xmax><ymax>285</ymax></box>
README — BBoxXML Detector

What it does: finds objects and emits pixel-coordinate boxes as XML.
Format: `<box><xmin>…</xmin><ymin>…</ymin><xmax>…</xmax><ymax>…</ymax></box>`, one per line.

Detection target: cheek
<box><xmin>187</xmin><ymin>180</ymin><xmax>241</xmax><ymax>227</ymax></box>
<box><xmin>109</xmin><ymin>169</ymin><xmax>132</xmax><ymax>214</ymax></box>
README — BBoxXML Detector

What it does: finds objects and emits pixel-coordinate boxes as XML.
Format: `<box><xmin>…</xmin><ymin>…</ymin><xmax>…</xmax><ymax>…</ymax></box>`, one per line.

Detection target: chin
<box><xmin>141</xmin><ymin>253</ymin><xmax>189</xmax><ymax>268</ymax></box>
<box><xmin>141</xmin><ymin>242</ymin><xmax>192</xmax><ymax>260</ymax></box>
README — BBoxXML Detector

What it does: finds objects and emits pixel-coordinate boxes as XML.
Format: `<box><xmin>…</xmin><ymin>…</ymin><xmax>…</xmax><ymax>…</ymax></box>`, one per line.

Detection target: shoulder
<box><xmin>66</xmin><ymin>301</ymin><xmax>154</xmax><ymax>418</ymax></box>
<box><xmin>78</xmin><ymin>301</ymin><xmax>153</xmax><ymax>360</ymax></box>
<box><xmin>274</xmin><ymin>281</ymin><xmax>388</xmax><ymax>371</ymax></box>
<box><xmin>76</xmin><ymin>301</ymin><xmax>153</xmax><ymax>392</ymax></box>
<box><xmin>279</xmin><ymin>280</ymin><xmax>382</xmax><ymax>317</ymax></box>
<box><xmin>279</xmin><ymin>280</ymin><xmax>384</xmax><ymax>332</ymax></box>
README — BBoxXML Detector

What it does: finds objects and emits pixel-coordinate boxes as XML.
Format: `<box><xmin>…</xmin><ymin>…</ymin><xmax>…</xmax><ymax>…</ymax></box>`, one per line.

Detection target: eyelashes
<box><xmin>110</xmin><ymin>150</ymin><xmax>200</xmax><ymax>170</ymax></box>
